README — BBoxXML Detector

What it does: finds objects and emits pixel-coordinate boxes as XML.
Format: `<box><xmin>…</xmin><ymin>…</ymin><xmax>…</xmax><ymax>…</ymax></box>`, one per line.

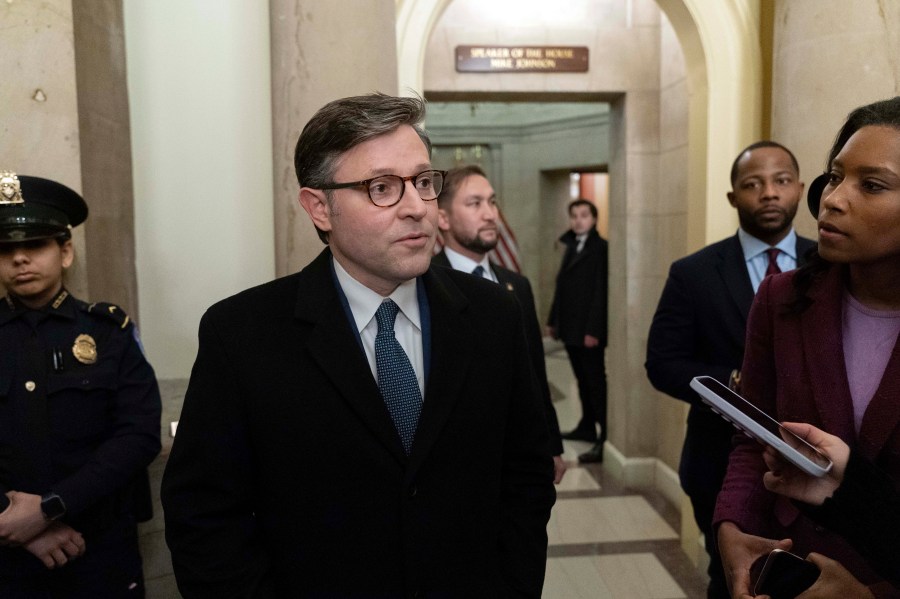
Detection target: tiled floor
<box><xmin>542</xmin><ymin>347</ymin><xmax>706</xmax><ymax>598</ymax></box>
<box><xmin>140</xmin><ymin>348</ymin><xmax>707</xmax><ymax>598</ymax></box>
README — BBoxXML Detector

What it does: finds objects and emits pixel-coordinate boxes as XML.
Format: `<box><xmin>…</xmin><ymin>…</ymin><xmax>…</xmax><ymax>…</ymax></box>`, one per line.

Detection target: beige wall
<box><xmin>770</xmin><ymin>0</ymin><xmax>900</xmax><ymax>240</ymax></box>
<box><xmin>270</xmin><ymin>0</ymin><xmax>400</xmax><ymax>278</ymax></box>
<box><xmin>653</xmin><ymin>11</ymin><xmax>690</xmax><ymax>476</ymax></box>
<box><xmin>124</xmin><ymin>0</ymin><xmax>276</xmax><ymax>379</ymax></box>
<box><xmin>1</xmin><ymin>0</ymin><xmax>88</xmax><ymax>299</ymax></box>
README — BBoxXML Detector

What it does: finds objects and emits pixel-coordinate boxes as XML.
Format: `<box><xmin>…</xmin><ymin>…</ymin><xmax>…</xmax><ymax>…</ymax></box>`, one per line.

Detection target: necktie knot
<box><xmin>765</xmin><ymin>248</ymin><xmax>782</xmax><ymax>276</ymax></box>
<box><xmin>472</xmin><ymin>265</ymin><xmax>485</xmax><ymax>278</ymax></box>
<box><xmin>375</xmin><ymin>299</ymin><xmax>400</xmax><ymax>334</ymax></box>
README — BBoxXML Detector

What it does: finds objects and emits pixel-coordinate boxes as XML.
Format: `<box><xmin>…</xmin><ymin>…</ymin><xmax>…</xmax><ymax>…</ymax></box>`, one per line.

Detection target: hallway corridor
<box><xmin>543</xmin><ymin>348</ymin><xmax>706</xmax><ymax>598</ymax></box>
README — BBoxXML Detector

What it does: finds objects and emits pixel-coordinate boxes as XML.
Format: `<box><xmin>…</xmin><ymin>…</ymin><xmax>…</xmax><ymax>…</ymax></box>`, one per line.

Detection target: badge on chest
<box><xmin>72</xmin><ymin>334</ymin><xmax>97</xmax><ymax>365</ymax></box>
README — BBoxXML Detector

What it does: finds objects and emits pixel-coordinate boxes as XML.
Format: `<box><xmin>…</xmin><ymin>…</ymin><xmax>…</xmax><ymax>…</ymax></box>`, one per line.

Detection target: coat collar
<box><xmin>0</xmin><ymin>288</ymin><xmax>76</xmax><ymax>326</ymax></box>
<box><xmin>559</xmin><ymin>228</ymin><xmax>600</xmax><ymax>270</ymax></box>
<box><xmin>292</xmin><ymin>249</ymin><xmax>473</xmax><ymax>474</ymax></box>
<box><xmin>799</xmin><ymin>266</ymin><xmax>857</xmax><ymax>443</ymax></box>
<box><xmin>716</xmin><ymin>235</ymin><xmax>755</xmax><ymax>322</ymax></box>
<box><xmin>803</xmin><ymin>266</ymin><xmax>900</xmax><ymax>459</ymax></box>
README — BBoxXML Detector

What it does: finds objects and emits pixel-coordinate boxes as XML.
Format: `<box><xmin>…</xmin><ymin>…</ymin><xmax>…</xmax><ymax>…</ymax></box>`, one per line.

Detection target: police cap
<box><xmin>0</xmin><ymin>172</ymin><xmax>88</xmax><ymax>243</ymax></box>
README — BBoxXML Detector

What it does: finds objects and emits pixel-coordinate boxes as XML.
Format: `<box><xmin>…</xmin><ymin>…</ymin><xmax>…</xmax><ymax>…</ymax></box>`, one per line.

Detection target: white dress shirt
<box><xmin>332</xmin><ymin>258</ymin><xmax>425</xmax><ymax>395</ymax></box>
<box><xmin>442</xmin><ymin>247</ymin><xmax>496</xmax><ymax>283</ymax></box>
<box><xmin>737</xmin><ymin>228</ymin><xmax>799</xmax><ymax>293</ymax></box>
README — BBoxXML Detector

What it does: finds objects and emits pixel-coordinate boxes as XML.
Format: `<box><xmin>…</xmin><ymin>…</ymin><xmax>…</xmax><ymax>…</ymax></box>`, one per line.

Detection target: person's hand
<box><xmin>0</xmin><ymin>491</ymin><xmax>49</xmax><ymax>546</ymax></box>
<box><xmin>583</xmin><ymin>334</ymin><xmax>599</xmax><ymax>348</ymax></box>
<box><xmin>545</xmin><ymin>326</ymin><xmax>558</xmax><ymax>340</ymax></box>
<box><xmin>552</xmin><ymin>455</ymin><xmax>567</xmax><ymax>484</ymax></box>
<box><xmin>23</xmin><ymin>522</ymin><xmax>85</xmax><ymax>569</ymax></box>
<box><xmin>762</xmin><ymin>422</ymin><xmax>849</xmax><ymax>506</ymax></box>
<box><xmin>795</xmin><ymin>553</ymin><xmax>874</xmax><ymax>599</ymax></box>
<box><xmin>718</xmin><ymin>521</ymin><xmax>792</xmax><ymax>598</ymax></box>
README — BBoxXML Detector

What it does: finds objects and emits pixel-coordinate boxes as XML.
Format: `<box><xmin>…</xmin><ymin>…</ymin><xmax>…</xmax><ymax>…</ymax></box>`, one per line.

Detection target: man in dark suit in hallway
<box><xmin>161</xmin><ymin>94</ymin><xmax>555</xmax><ymax>598</ymax></box>
<box><xmin>547</xmin><ymin>199</ymin><xmax>609</xmax><ymax>465</ymax></box>
<box><xmin>432</xmin><ymin>165</ymin><xmax>566</xmax><ymax>483</ymax></box>
<box><xmin>645</xmin><ymin>140</ymin><xmax>815</xmax><ymax>598</ymax></box>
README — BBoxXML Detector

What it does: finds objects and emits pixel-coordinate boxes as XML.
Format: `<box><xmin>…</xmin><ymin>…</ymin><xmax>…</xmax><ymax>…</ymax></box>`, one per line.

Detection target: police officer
<box><xmin>0</xmin><ymin>172</ymin><xmax>161</xmax><ymax>597</ymax></box>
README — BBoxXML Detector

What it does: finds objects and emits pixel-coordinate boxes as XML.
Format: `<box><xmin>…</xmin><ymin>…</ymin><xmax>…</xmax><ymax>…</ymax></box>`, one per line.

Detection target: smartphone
<box><xmin>754</xmin><ymin>549</ymin><xmax>820</xmax><ymax>598</ymax></box>
<box><xmin>689</xmin><ymin>376</ymin><xmax>833</xmax><ymax>477</ymax></box>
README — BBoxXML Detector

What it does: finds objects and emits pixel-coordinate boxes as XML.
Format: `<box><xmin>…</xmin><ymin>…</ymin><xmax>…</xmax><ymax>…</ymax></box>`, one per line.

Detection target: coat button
<box><xmin>25</xmin><ymin>381</ymin><xmax>36</xmax><ymax>392</ymax></box>
<box><xmin>408</xmin><ymin>485</ymin><xmax>417</xmax><ymax>498</ymax></box>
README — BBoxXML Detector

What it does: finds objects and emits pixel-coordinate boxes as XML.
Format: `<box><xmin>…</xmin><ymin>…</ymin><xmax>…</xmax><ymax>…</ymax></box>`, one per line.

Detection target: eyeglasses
<box><xmin>320</xmin><ymin>169</ymin><xmax>446</xmax><ymax>208</ymax></box>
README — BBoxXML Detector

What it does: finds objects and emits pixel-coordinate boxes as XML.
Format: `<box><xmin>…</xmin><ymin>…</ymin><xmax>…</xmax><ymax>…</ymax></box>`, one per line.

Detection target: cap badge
<box><xmin>0</xmin><ymin>172</ymin><xmax>24</xmax><ymax>205</ymax></box>
<box><xmin>72</xmin><ymin>334</ymin><xmax>98</xmax><ymax>365</ymax></box>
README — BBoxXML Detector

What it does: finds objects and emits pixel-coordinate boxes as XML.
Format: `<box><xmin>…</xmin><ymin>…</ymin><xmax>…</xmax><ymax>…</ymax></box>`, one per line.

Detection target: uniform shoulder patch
<box><xmin>84</xmin><ymin>302</ymin><xmax>132</xmax><ymax>329</ymax></box>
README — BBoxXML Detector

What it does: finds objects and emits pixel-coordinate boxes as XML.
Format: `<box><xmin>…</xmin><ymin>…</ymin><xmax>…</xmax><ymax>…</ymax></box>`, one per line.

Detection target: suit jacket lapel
<box><xmin>294</xmin><ymin>250</ymin><xmax>408</xmax><ymax>465</ymax></box>
<box><xmin>718</xmin><ymin>235</ymin><xmax>755</xmax><ymax>323</ymax></box>
<box><xmin>493</xmin><ymin>267</ymin><xmax>517</xmax><ymax>294</ymax></box>
<box><xmin>407</xmin><ymin>268</ymin><xmax>472</xmax><ymax>477</ymax></box>
<box><xmin>800</xmin><ymin>266</ymin><xmax>856</xmax><ymax>442</ymax></box>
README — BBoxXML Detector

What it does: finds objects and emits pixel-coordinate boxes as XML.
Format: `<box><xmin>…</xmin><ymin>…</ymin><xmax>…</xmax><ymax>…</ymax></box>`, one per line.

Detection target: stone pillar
<box><xmin>72</xmin><ymin>0</ymin><xmax>139</xmax><ymax>314</ymax></box>
<box><xmin>771</xmin><ymin>0</ymin><xmax>900</xmax><ymax>239</ymax></box>
<box><xmin>269</xmin><ymin>0</ymin><xmax>400</xmax><ymax>276</ymax></box>
<box><xmin>1</xmin><ymin>0</ymin><xmax>88</xmax><ymax>298</ymax></box>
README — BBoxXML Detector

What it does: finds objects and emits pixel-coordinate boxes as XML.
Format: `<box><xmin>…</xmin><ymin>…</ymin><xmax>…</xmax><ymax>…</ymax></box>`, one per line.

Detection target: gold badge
<box><xmin>72</xmin><ymin>334</ymin><xmax>98</xmax><ymax>364</ymax></box>
<box><xmin>0</xmin><ymin>172</ymin><xmax>24</xmax><ymax>205</ymax></box>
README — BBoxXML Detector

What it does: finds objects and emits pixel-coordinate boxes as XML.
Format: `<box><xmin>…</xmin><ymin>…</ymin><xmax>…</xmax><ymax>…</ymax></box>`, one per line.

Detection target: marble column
<box><xmin>771</xmin><ymin>0</ymin><xmax>900</xmax><ymax>239</ymax></box>
<box><xmin>72</xmin><ymin>0</ymin><xmax>139</xmax><ymax>315</ymax></box>
<box><xmin>269</xmin><ymin>0</ymin><xmax>400</xmax><ymax>276</ymax></box>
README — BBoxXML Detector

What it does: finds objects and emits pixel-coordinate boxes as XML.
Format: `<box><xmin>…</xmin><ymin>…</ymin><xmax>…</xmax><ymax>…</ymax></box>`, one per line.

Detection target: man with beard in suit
<box><xmin>161</xmin><ymin>94</ymin><xmax>555</xmax><ymax>598</ymax></box>
<box><xmin>432</xmin><ymin>165</ymin><xmax>565</xmax><ymax>483</ymax></box>
<box><xmin>645</xmin><ymin>140</ymin><xmax>815</xmax><ymax>598</ymax></box>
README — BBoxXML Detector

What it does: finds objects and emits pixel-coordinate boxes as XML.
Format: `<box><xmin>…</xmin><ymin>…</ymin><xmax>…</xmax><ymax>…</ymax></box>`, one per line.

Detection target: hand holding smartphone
<box><xmin>689</xmin><ymin>376</ymin><xmax>833</xmax><ymax>477</ymax></box>
<box><xmin>754</xmin><ymin>549</ymin><xmax>820</xmax><ymax>598</ymax></box>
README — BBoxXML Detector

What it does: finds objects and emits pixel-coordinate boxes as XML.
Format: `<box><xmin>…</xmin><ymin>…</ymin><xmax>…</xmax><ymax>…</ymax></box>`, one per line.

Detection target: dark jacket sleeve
<box><xmin>645</xmin><ymin>260</ymin><xmax>733</xmax><ymax>405</ymax></box>
<box><xmin>54</xmin><ymin>324</ymin><xmax>162</xmax><ymax>517</ymax></box>
<box><xmin>584</xmin><ymin>238</ymin><xmax>608</xmax><ymax>344</ymax></box>
<box><xmin>800</xmin><ymin>452</ymin><xmax>900</xmax><ymax>587</ymax></box>
<box><xmin>161</xmin><ymin>310</ymin><xmax>274</xmax><ymax>599</ymax></box>
<box><xmin>517</xmin><ymin>277</ymin><xmax>563</xmax><ymax>455</ymax></box>
<box><xmin>498</xmin><ymin>305</ymin><xmax>556</xmax><ymax>597</ymax></box>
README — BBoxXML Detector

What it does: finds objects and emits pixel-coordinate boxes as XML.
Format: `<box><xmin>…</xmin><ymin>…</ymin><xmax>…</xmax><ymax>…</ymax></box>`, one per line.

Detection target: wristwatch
<box><xmin>40</xmin><ymin>492</ymin><xmax>66</xmax><ymax>521</ymax></box>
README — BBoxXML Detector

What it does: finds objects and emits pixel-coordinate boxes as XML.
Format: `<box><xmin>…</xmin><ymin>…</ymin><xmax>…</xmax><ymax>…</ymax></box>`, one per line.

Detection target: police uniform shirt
<box><xmin>0</xmin><ymin>289</ymin><xmax>161</xmax><ymax>529</ymax></box>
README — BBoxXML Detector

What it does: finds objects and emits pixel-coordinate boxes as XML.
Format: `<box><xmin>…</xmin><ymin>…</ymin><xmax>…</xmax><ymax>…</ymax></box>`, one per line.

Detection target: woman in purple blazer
<box><xmin>714</xmin><ymin>96</ymin><xmax>900</xmax><ymax>598</ymax></box>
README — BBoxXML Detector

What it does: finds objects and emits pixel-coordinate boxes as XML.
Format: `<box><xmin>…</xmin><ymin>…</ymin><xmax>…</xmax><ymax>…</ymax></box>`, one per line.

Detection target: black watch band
<box><xmin>40</xmin><ymin>492</ymin><xmax>66</xmax><ymax>521</ymax></box>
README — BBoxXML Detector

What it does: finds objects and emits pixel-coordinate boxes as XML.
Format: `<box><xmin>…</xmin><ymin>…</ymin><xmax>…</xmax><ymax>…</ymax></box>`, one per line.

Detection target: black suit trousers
<box><xmin>564</xmin><ymin>344</ymin><xmax>607</xmax><ymax>444</ymax></box>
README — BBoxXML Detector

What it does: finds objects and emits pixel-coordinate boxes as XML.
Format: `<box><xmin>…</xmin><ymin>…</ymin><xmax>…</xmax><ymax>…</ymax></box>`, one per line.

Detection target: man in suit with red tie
<box><xmin>645</xmin><ymin>141</ymin><xmax>815</xmax><ymax>598</ymax></box>
<box><xmin>432</xmin><ymin>165</ymin><xmax>566</xmax><ymax>483</ymax></box>
<box><xmin>161</xmin><ymin>94</ymin><xmax>555</xmax><ymax>598</ymax></box>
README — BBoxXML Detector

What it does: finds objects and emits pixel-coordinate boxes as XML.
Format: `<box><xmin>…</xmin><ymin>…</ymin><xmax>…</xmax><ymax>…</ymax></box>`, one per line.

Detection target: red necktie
<box><xmin>765</xmin><ymin>248</ymin><xmax>782</xmax><ymax>277</ymax></box>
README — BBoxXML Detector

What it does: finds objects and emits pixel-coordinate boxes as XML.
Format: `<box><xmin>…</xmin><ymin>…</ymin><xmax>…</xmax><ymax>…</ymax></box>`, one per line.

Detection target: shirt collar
<box><xmin>737</xmin><ymin>227</ymin><xmax>798</xmax><ymax>262</ymax></box>
<box><xmin>443</xmin><ymin>246</ymin><xmax>491</xmax><ymax>275</ymax></box>
<box><xmin>0</xmin><ymin>288</ymin><xmax>76</xmax><ymax>323</ymax></box>
<box><xmin>332</xmin><ymin>258</ymin><xmax>421</xmax><ymax>333</ymax></box>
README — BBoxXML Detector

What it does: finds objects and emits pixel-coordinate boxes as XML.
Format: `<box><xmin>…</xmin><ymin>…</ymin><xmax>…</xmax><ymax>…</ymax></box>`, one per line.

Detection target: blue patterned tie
<box><xmin>471</xmin><ymin>265</ymin><xmax>485</xmax><ymax>278</ymax></box>
<box><xmin>374</xmin><ymin>300</ymin><xmax>423</xmax><ymax>455</ymax></box>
